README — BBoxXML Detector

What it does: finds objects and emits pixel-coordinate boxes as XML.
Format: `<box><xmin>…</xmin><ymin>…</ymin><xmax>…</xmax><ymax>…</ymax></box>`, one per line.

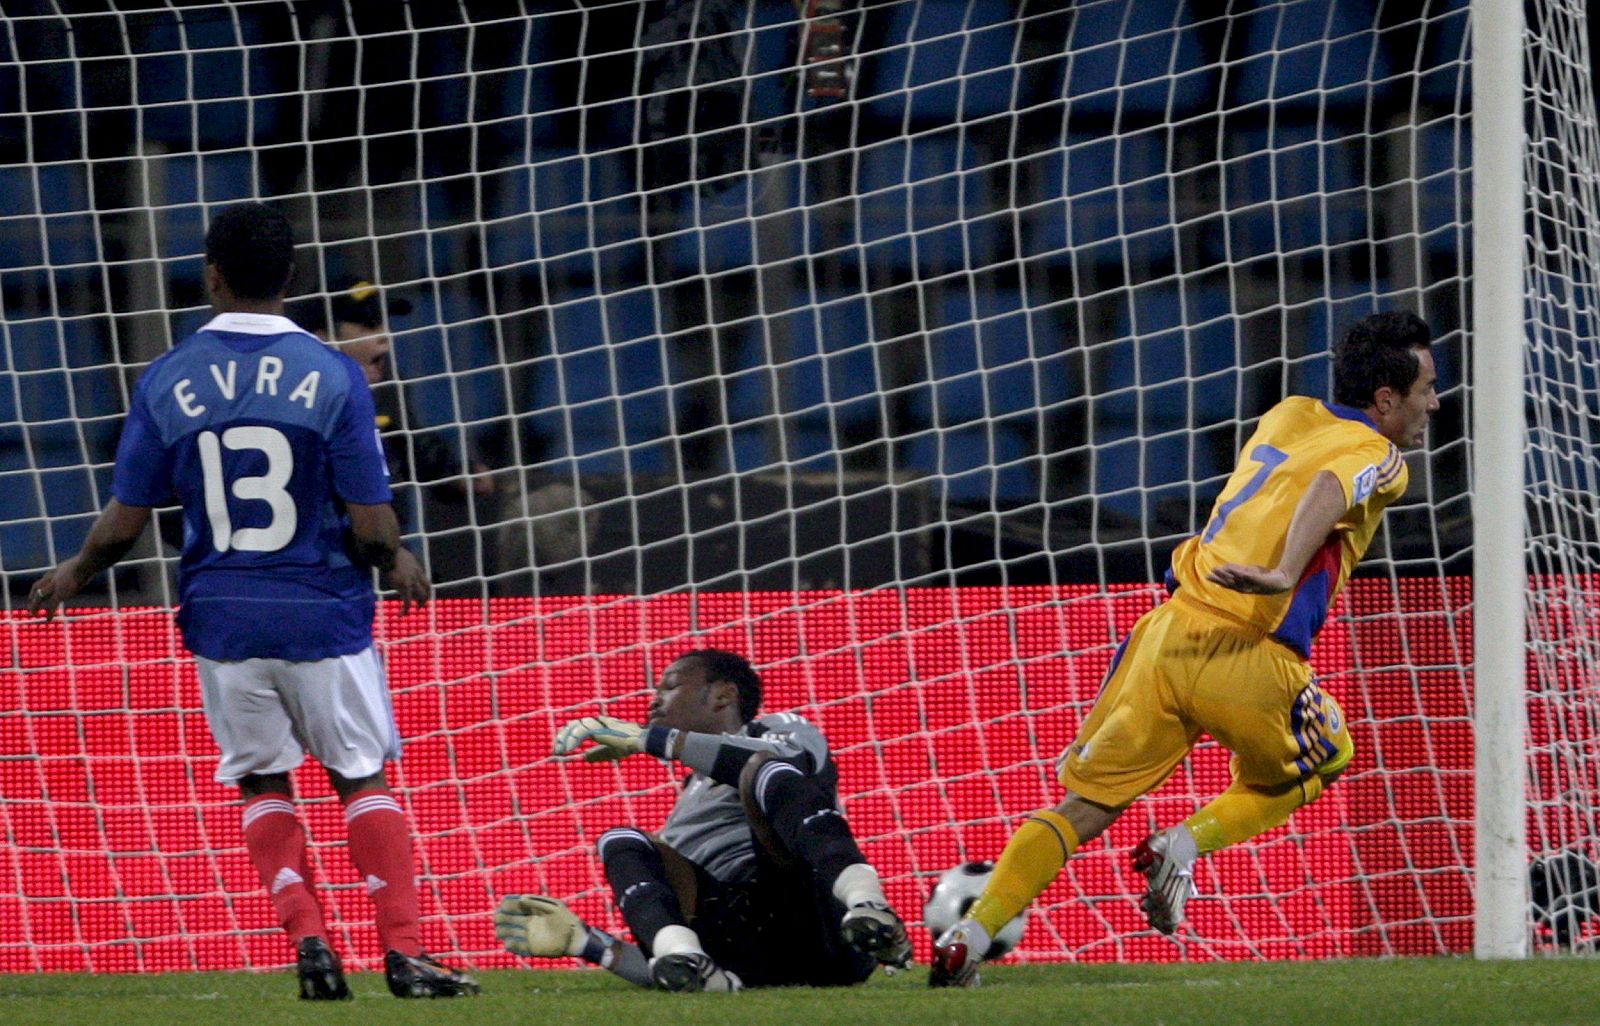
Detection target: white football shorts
<box><xmin>194</xmin><ymin>646</ymin><xmax>402</xmax><ymax>784</ymax></box>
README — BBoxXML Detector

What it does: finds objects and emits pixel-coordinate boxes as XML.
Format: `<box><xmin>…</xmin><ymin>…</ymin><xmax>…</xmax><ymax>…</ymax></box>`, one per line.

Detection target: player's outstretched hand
<box><xmin>1207</xmin><ymin>562</ymin><xmax>1293</xmax><ymax>595</ymax></box>
<box><xmin>385</xmin><ymin>547</ymin><xmax>431</xmax><ymax>614</ymax></box>
<box><xmin>27</xmin><ymin>556</ymin><xmax>85</xmax><ymax>623</ymax></box>
<box><xmin>494</xmin><ymin>895</ymin><xmax>584</xmax><ymax>959</ymax></box>
<box><xmin>552</xmin><ymin>715</ymin><xmax>646</xmax><ymax>761</ymax></box>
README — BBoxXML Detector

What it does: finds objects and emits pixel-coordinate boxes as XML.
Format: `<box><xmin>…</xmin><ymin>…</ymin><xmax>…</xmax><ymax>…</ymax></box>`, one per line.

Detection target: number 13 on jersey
<box><xmin>197</xmin><ymin>426</ymin><xmax>297</xmax><ymax>553</ymax></box>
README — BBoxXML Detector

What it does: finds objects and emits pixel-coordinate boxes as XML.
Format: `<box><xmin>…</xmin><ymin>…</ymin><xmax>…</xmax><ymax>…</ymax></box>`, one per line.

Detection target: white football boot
<box><xmin>1131</xmin><ymin>824</ymin><xmax>1200</xmax><ymax>935</ymax></box>
<box><xmin>927</xmin><ymin>919</ymin><xmax>989</xmax><ymax>988</ymax></box>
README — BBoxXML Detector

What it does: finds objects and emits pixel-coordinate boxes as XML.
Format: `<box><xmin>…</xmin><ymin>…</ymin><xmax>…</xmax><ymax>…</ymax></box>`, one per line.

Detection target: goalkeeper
<box><xmin>495</xmin><ymin>649</ymin><xmax>911</xmax><ymax>992</ymax></box>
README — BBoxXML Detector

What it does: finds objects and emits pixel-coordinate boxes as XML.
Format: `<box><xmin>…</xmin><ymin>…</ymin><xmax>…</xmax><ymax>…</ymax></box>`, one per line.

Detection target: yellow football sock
<box><xmin>967</xmin><ymin>809</ymin><xmax>1079</xmax><ymax>937</ymax></box>
<box><xmin>1184</xmin><ymin>775</ymin><xmax>1323</xmax><ymax>855</ymax></box>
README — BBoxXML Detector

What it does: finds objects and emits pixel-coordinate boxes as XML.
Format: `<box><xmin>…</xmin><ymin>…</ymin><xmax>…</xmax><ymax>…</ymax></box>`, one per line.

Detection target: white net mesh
<box><xmin>0</xmin><ymin>0</ymin><xmax>1519</xmax><ymax>972</ymax></box>
<box><xmin>1522</xmin><ymin>0</ymin><xmax>1600</xmax><ymax>954</ymax></box>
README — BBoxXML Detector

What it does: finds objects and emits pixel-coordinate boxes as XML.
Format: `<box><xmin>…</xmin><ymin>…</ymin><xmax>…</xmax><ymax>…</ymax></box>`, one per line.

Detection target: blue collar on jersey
<box><xmin>1322</xmin><ymin>400</ymin><xmax>1378</xmax><ymax>430</ymax></box>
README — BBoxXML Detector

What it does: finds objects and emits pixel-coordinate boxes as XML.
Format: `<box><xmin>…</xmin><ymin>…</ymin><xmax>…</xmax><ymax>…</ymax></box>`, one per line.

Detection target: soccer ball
<box><xmin>923</xmin><ymin>861</ymin><xmax>1027</xmax><ymax>959</ymax></box>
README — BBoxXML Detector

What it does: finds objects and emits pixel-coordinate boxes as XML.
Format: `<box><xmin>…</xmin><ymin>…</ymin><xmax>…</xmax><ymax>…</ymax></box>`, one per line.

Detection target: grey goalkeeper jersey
<box><xmin>658</xmin><ymin>711</ymin><xmax>836</xmax><ymax>883</ymax></box>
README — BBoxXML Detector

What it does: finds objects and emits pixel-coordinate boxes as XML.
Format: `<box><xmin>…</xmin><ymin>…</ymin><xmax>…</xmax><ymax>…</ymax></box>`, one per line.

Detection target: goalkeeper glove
<box><xmin>553</xmin><ymin>715</ymin><xmax>648</xmax><ymax>762</ymax></box>
<box><xmin>495</xmin><ymin>895</ymin><xmax>586</xmax><ymax>959</ymax></box>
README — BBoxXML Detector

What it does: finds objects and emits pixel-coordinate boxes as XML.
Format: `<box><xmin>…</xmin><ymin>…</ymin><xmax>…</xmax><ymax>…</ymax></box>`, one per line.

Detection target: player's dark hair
<box><xmin>682</xmin><ymin>648</ymin><xmax>763</xmax><ymax>723</ymax></box>
<box><xmin>204</xmin><ymin>202</ymin><xmax>295</xmax><ymax>301</ymax></box>
<box><xmin>1331</xmin><ymin>311</ymin><xmax>1433</xmax><ymax>408</ymax></box>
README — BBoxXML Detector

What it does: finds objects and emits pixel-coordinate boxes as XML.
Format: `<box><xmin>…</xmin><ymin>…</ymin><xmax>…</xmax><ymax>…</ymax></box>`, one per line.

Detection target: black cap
<box><xmin>294</xmin><ymin>279</ymin><xmax>413</xmax><ymax>335</ymax></box>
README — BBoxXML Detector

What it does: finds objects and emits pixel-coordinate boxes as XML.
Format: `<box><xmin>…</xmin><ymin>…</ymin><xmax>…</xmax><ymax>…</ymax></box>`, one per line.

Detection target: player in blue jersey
<box><xmin>26</xmin><ymin>203</ymin><xmax>477</xmax><ymax>1000</ymax></box>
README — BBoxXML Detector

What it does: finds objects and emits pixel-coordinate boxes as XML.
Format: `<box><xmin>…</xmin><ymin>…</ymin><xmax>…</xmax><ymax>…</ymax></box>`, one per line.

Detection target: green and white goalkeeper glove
<box><xmin>552</xmin><ymin>715</ymin><xmax>647</xmax><ymax>762</ymax></box>
<box><xmin>495</xmin><ymin>895</ymin><xmax>586</xmax><ymax>959</ymax></box>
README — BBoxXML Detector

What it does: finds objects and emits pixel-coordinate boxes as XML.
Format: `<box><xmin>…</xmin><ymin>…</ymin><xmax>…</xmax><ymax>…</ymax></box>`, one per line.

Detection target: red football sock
<box><xmin>344</xmin><ymin>788</ymin><xmax>422</xmax><ymax>956</ymax></box>
<box><xmin>241</xmin><ymin>795</ymin><xmax>326</xmax><ymax>943</ymax></box>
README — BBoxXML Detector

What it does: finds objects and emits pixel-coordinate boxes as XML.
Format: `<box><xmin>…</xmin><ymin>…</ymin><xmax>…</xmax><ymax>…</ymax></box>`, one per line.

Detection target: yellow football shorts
<box><xmin>1057</xmin><ymin>596</ymin><xmax>1353</xmax><ymax>807</ymax></box>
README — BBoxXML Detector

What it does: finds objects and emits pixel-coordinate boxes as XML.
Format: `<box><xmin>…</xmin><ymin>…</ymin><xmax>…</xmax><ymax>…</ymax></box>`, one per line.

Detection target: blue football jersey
<box><xmin>112</xmin><ymin>312</ymin><xmax>393</xmax><ymax>661</ymax></box>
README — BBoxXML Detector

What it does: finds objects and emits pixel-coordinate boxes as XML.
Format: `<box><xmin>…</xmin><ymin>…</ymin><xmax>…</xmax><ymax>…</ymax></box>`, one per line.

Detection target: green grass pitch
<box><xmin>1</xmin><ymin>959</ymin><xmax>1595</xmax><ymax>1026</ymax></box>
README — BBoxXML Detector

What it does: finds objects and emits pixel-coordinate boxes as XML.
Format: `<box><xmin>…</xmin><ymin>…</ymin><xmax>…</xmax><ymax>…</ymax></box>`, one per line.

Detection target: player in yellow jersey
<box><xmin>929</xmin><ymin>311</ymin><xmax>1438</xmax><ymax>987</ymax></box>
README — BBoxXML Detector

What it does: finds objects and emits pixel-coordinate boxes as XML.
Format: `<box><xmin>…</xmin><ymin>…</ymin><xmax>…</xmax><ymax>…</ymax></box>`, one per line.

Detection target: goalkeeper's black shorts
<box><xmin>689</xmin><ymin>852</ymin><xmax>875</xmax><ymax>988</ymax></box>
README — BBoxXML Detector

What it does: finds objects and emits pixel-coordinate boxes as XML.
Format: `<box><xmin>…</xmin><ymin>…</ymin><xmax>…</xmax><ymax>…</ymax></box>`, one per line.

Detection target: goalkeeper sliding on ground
<box><xmin>495</xmin><ymin>649</ymin><xmax>911</xmax><ymax>991</ymax></box>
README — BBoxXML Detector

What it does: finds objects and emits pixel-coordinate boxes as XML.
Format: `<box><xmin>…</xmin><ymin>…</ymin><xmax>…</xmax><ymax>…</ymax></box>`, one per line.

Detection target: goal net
<box><xmin>1522</xmin><ymin>0</ymin><xmax>1600</xmax><ymax>955</ymax></box>
<box><xmin>0</xmin><ymin>0</ymin><xmax>1566</xmax><ymax>972</ymax></box>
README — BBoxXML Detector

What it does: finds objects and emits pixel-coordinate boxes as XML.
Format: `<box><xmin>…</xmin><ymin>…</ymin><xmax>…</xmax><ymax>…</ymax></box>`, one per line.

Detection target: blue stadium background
<box><xmin>0</xmin><ymin>0</ymin><xmax>1469</xmax><ymax>595</ymax></box>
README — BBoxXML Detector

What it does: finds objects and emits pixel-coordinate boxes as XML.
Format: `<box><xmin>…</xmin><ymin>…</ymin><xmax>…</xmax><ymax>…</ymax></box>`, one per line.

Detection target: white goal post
<box><xmin>1469</xmin><ymin>0</ymin><xmax>1527</xmax><ymax>961</ymax></box>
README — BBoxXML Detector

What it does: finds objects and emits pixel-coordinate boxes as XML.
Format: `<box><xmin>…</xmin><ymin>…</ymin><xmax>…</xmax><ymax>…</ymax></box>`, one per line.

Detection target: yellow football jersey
<box><xmin>1167</xmin><ymin>396</ymin><xmax>1406</xmax><ymax>657</ymax></box>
